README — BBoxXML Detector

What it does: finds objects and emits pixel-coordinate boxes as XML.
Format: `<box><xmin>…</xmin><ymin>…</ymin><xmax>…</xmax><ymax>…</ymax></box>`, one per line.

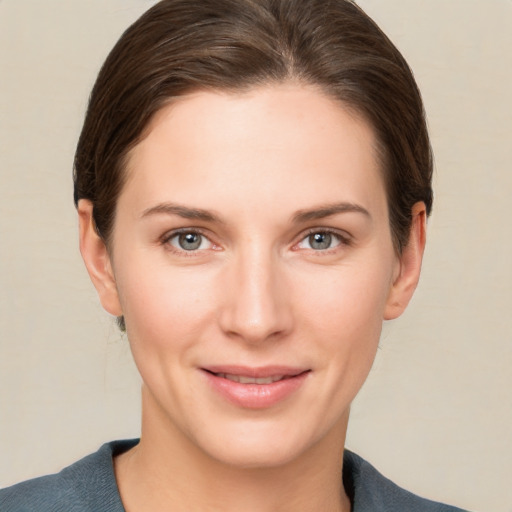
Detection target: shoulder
<box><xmin>0</xmin><ymin>439</ymin><xmax>137</xmax><ymax>512</ymax></box>
<box><xmin>343</xmin><ymin>450</ymin><xmax>471</xmax><ymax>512</ymax></box>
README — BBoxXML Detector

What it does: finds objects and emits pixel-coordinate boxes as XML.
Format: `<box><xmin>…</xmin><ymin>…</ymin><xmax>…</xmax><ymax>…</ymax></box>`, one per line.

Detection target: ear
<box><xmin>384</xmin><ymin>202</ymin><xmax>427</xmax><ymax>320</ymax></box>
<box><xmin>78</xmin><ymin>200</ymin><xmax>122</xmax><ymax>317</ymax></box>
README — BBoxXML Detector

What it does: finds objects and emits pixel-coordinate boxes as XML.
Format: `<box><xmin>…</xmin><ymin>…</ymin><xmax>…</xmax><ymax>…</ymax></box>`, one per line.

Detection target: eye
<box><xmin>296</xmin><ymin>230</ymin><xmax>346</xmax><ymax>251</ymax></box>
<box><xmin>166</xmin><ymin>231</ymin><xmax>213</xmax><ymax>252</ymax></box>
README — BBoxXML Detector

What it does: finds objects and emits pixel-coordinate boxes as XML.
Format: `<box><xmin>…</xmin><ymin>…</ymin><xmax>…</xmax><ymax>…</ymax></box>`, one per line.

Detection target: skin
<box><xmin>78</xmin><ymin>83</ymin><xmax>426</xmax><ymax>512</ymax></box>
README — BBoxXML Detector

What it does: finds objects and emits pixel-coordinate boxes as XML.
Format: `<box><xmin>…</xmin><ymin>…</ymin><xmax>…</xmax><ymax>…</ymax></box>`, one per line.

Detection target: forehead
<box><xmin>122</xmin><ymin>83</ymin><xmax>386</xmax><ymax>219</ymax></box>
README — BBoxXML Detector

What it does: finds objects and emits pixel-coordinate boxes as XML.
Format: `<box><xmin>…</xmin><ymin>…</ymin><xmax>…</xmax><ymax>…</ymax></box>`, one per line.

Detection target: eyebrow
<box><xmin>141</xmin><ymin>203</ymin><xmax>223</xmax><ymax>223</ymax></box>
<box><xmin>292</xmin><ymin>202</ymin><xmax>371</xmax><ymax>223</ymax></box>
<box><xmin>141</xmin><ymin>201</ymin><xmax>370</xmax><ymax>225</ymax></box>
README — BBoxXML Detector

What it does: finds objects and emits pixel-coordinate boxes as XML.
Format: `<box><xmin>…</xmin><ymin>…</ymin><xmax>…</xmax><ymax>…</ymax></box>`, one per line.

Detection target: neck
<box><xmin>115</xmin><ymin>388</ymin><xmax>351</xmax><ymax>512</ymax></box>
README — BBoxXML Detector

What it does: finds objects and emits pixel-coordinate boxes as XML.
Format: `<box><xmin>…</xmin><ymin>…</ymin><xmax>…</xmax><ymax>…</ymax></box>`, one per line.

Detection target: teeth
<box><xmin>217</xmin><ymin>373</ymin><xmax>287</xmax><ymax>384</ymax></box>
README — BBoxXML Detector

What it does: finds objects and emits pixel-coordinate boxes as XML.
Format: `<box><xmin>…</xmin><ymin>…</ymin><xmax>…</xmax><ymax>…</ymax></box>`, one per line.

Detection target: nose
<box><xmin>218</xmin><ymin>244</ymin><xmax>293</xmax><ymax>344</ymax></box>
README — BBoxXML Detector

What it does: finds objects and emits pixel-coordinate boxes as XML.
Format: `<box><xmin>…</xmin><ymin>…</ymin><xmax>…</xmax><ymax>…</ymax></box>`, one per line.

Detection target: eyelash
<box><xmin>160</xmin><ymin>228</ymin><xmax>216</xmax><ymax>257</ymax></box>
<box><xmin>293</xmin><ymin>228</ymin><xmax>352</xmax><ymax>253</ymax></box>
<box><xmin>160</xmin><ymin>227</ymin><xmax>352</xmax><ymax>256</ymax></box>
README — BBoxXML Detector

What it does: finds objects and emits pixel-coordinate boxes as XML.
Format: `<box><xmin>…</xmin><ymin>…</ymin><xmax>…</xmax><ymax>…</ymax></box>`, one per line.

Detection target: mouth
<box><xmin>201</xmin><ymin>366</ymin><xmax>311</xmax><ymax>409</ymax></box>
<box><xmin>209</xmin><ymin>373</ymin><xmax>297</xmax><ymax>384</ymax></box>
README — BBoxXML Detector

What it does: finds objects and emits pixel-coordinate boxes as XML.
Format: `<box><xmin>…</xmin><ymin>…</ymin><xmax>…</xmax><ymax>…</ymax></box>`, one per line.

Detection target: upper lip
<box><xmin>202</xmin><ymin>365</ymin><xmax>310</xmax><ymax>378</ymax></box>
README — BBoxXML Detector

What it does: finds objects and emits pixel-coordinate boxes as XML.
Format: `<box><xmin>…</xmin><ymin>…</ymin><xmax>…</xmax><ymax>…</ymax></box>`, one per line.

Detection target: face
<box><xmin>80</xmin><ymin>84</ymin><xmax>424</xmax><ymax>469</ymax></box>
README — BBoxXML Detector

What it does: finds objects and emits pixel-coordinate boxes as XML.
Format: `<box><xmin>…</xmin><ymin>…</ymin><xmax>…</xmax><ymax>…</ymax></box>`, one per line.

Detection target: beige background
<box><xmin>1</xmin><ymin>1</ymin><xmax>511</xmax><ymax>510</ymax></box>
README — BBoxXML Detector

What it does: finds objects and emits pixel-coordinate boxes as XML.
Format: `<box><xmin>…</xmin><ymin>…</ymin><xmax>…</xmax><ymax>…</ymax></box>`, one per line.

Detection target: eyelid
<box><xmin>292</xmin><ymin>227</ymin><xmax>352</xmax><ymax>251</ymax></box>
<box><xmin>159</xmin><ymin>226</ymin><xmax>352</xmax><ymax>255</ymax></box>
<box><xmin>160</xmin><ymin>227</ymin><xmax>219</xmax><ymax>254</ymax></box>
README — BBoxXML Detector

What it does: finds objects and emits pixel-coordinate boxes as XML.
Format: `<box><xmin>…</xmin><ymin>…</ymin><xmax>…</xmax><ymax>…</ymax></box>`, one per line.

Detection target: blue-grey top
<box><xmin>0</xmin><ymin>439</ymin><xmax>469</xmax><ymax>512</ymax></box>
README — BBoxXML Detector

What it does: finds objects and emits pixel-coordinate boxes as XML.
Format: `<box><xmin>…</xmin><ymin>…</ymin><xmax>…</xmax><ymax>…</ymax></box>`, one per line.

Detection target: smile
<box><xmin>213</xmin><ymin>373</ymin><xmax>294</xmax><ymax>384</ymax></box>
<box><xmin>202</xmin><ymin>367</ymin><xmax>310</xmax><ymax>409</ymax></box>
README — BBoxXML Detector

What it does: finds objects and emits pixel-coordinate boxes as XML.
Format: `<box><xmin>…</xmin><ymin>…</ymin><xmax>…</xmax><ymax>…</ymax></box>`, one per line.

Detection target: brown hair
<box><xmin>74</xmin><ymin>0</ymin><xmax>432</xmax><ymax>253</ymax></box>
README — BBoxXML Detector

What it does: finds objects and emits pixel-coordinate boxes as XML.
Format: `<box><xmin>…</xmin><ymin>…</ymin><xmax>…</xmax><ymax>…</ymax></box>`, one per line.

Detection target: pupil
<box><xmin>179</xmin><ymin>233</ymin><xmax>201</xmax><ymax>250</ymax></box>
<box><xmin>310</xmin><ymin>232</ymin><xmax>331</xmax><ymax>250</ymax></box>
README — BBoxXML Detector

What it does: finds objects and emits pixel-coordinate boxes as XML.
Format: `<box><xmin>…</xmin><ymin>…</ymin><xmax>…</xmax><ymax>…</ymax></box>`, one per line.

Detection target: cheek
<box><xmin>294</xmin><ymin>261</ymin><xmax>392</xmax><ymax>337</ymax></box>
<box><xmin>113</xmin><ymin>260</ymin><xmax>224</xmax><ymax>413</ymax></box>
<box><xmin>291</xmin><ymin>260</ymin><xmax>393</xmax><ymax>390</ymax></box>
<box><xmin>115</xmin><ymin>257</ymin><xmax>219</xmax><ymax>352</ymax></box>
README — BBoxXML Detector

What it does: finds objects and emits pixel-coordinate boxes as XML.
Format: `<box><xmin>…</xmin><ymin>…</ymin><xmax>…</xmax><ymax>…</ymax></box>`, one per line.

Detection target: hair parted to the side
<box><xmin>73</xmin><ymin>0</ymin><xmax>433</xmax><ymax>330</ymax></box>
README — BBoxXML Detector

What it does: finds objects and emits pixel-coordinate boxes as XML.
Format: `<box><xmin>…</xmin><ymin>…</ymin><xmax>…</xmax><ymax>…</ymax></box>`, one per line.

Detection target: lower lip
<box><xmin>202</xmin><ymin>371</ymin><xmax>310</xmax><ymax>409</ymax></box>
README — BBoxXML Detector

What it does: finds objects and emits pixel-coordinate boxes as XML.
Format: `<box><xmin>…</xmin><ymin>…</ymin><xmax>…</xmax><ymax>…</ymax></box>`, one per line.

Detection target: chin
<box><xmin>206</xmin><ymin>437</ymin><xmax>308</xmax><ymax>469</ymax></box>
<box><xmin>190</xmin><ymin>415</ymin><xmax>342</xmax><ymax>470</ymax></box>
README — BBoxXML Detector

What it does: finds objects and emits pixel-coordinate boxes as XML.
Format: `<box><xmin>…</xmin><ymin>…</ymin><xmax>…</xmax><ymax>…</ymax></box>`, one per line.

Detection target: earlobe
<box><xmin>384</xmin><ymin>202</ymin><xmax>427</xmax><ymax>320</ymax></box>
<box><xmin>78</xmin><ymin>200</ymin><xmax>123</xmax><ymax>317</ymax></box>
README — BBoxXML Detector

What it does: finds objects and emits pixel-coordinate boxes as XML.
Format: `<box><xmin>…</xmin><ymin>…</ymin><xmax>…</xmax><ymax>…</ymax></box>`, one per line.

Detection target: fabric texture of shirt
<box><xmin>0</xmin><ymin>439</ymin><xmax>470</xmax><ymax>512</ymax></box>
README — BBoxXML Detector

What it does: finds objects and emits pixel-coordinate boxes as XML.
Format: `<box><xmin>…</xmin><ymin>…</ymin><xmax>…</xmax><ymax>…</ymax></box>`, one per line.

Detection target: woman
<box><xmin>0</xmin><ymin>1</ymin><xmax>470</xmax><ymax>510</ymax></box>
